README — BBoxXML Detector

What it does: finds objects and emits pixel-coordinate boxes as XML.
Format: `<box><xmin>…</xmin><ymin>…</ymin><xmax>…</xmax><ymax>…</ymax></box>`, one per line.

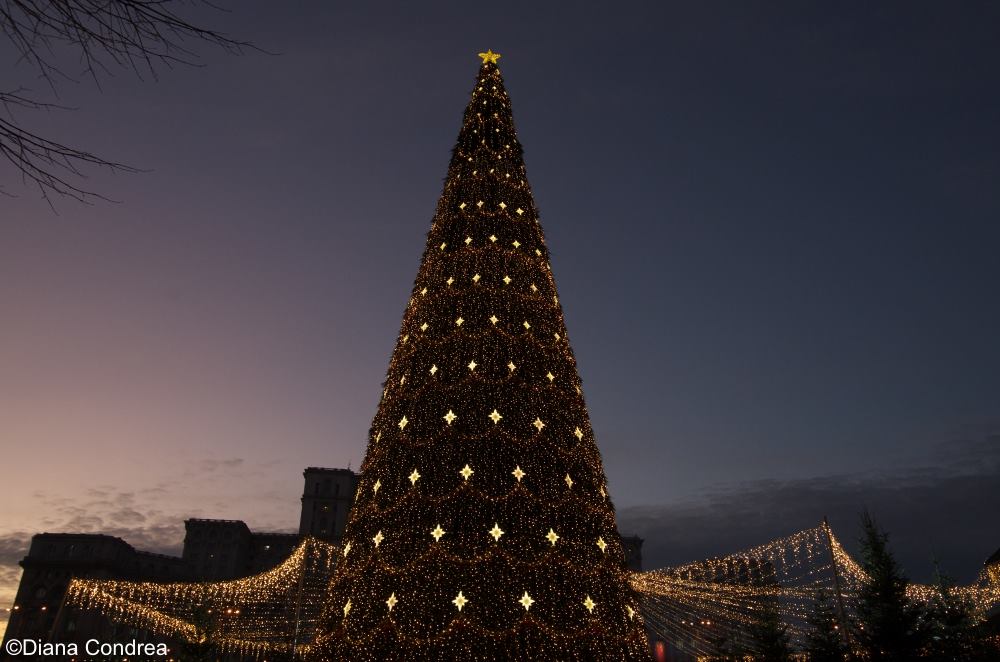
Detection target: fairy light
<box><xmin>632</xmin><ymin>521</ymin><xmax>1000</xmax><ymax>659</ymax></box>
<box><xmin>310</xmin><ymin>51</ymin><xmax>649</xmax><ymax>660</ymax></box>
<box><xmin>61</xmin><ymin>538</ymin><xmax>338</xmax><ymax>660</ymax></box>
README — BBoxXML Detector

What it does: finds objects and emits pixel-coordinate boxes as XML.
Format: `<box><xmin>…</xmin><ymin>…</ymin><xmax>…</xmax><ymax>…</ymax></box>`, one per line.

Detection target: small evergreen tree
<box><xmin>749</xmin><ymin>597</ymin><xmax>792</xmax><ymax>662</ymax></box>
<box><xmin>853</xmin><ymin>511</ymin><xmax>925</xmax><ymax>660</ymax></box>
<box><xmin>805</xmin><ymin>589</ymin><xmax>849</xmax><ymax>662</ymax></box>
<box><xmin>177</xmin><ymin>605</ymin><xmax>218</xmax><ymax>662</ymax></box>
<box><xmin>922</xmin><ymin>565</ymin><xmax>989</xmax><ymax>661</ymax></box>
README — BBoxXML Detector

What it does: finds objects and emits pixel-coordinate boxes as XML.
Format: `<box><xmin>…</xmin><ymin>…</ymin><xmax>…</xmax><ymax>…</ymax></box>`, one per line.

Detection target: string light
<box><xmin>311</xmin><ymin>51</ymin><xmax>649</xmax><ymax>660</ymax></box>
<box><xmin>62</xmin><ymin>538</ymin><xmax>338</xmax><ymax>660</ymax></box>
<box><xmin>632</xmin><ymin>521</ymin><xmax>1000</xmax><ymax>659</ymax></box>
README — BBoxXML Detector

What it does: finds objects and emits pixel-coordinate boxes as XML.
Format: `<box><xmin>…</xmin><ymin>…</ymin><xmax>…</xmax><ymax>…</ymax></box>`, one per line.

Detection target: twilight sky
<box><xmin>2</xmin><ymin>0</ymin><xmax>999</xmax><ymax>635</ymax></box>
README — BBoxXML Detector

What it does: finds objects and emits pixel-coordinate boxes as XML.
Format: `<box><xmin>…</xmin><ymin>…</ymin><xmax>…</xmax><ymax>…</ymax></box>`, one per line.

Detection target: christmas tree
<box><xmin>310</xmin><ymin>51</ymin><xmax>650</xmax><ymax>660</ymax></box>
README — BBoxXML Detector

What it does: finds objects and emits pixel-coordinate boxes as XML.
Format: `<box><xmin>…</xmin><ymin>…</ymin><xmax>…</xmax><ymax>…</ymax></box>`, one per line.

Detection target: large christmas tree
<box><xmin>312</xmin><ymin>51</ymin><xmax>650</xmax><ymax>660</ymax></box>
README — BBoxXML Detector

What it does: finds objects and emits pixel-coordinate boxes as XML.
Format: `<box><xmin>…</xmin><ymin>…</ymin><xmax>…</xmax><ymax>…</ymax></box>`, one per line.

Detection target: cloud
<box><xmin>0</xmin><ymin>532</ymin><xmax>32</xmax><ymax>633</ymax></box>
<box><xmin>0</xmin><ymin>455</ymin><xmax>299</xmax><ymax>628</ymax></box>
<box><xmin>617</xmin><ymin>434</ymin><xmax>1000</xmax><ymax>584</ymax></box>
<box><xmin>199</xmin><ymin>457</ymin><xmax>246</xmax><ymax>474</ymax></box>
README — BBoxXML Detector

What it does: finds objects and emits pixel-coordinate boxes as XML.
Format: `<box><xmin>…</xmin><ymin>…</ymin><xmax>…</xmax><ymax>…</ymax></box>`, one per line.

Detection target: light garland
<box><xmin>631</xmin><ymin>521</ymin><xmax>1000</xmax><ymax>658</ymax></box>
<box><xmin>309</xmin><ymin>52</ymin><xmax>650</xmax><ymax>660</ymax></box>
<box><xmin>62</xmin><ymin>537</ymin><xmax>338</xmax><ymax>659</ymax></box>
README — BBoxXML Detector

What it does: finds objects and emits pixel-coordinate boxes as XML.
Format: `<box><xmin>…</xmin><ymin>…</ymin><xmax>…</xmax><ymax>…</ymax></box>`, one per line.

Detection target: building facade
<box><xmin>1</xmin><ymin>467</ymin><xmax>357</xmax><ymax>651</ymax></box>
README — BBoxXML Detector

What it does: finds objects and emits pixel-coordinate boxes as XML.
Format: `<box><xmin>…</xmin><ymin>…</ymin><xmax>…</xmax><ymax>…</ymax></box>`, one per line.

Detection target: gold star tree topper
<box><xmin>478</xmin><ymin>49</ymin><xmax>501</xmax><ymax>64</ymax></box>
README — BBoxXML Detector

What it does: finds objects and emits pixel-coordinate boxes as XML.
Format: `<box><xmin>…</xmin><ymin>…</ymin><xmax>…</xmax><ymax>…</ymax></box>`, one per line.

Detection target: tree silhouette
<box><xmin>748</xmin><ymin>597</ymin><xmax>791</xmax><ymax>662</ymax></box>
<box><xmin>853</xmin><ymin>511</ymin><xmax>925</xmax><ymax>660</ymax></box>
<box><xmin>1</xmin><ymin>0</ymin><xmax>251</xmax><ymax>204</ymax></box>
<box><xmin>804</xmin><ymin>589</ymin><xmax>849</xmax><ymax>662</ymax></box>
<box><xmin>922</xmin><ymin>565</ymin><xmax>990</xmax><ymax>661</ymax></box>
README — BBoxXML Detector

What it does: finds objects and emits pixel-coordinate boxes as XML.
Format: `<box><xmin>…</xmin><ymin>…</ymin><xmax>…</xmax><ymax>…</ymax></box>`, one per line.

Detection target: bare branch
<box><xmin>1</xmin><ymin>0</ymin><xmax>256</xmax><ymax>205</ymax></box>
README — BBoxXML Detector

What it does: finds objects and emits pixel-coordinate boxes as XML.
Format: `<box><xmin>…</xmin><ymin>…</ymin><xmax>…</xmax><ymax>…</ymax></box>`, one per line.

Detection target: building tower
<box><xmin>312</xmin><ymin>52</ymin><xmax>650</xmax><ymax>660</ymax></box>
<box><xmin>299</xmin><ymin>467</ymin><xmax>360</xmax><ymax>543</ymax></box>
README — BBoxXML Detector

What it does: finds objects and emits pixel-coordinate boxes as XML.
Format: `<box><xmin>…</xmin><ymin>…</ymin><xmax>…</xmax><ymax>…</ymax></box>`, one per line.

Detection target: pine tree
<box><xmin>310</xmin><ymin>51</ymin><xmax>650</xmax><ymax>660</ymax></box>
<box><xmin>748</xmin><ymin>597</ymin><xmax>792</xmax><ymax>662</ymax></box>
<box><xmin>177</xmin><ymin>606</ymin><xmax>218</xmax><ymax>661</ymax></box>
<box><xmin>805</xmin><ymin>589</ymin><xmax>849</xmax><ymax>662</ymax></box>
<box><xmin>853</xmin><ymin>511</ymin><xmax>925</xmax><ymax>661</ymax></box>
<box><xmin>922</xmin><ymin>565</ymin><xmax>989</xmax><ymax>661</ymax></box>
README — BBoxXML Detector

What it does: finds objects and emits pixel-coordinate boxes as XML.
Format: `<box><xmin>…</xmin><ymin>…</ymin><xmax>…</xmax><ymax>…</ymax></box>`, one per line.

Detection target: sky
<box><xmin>2</xmin><ymin>0</ymin><xmax>999</xmax><ymax>637</ymax></box>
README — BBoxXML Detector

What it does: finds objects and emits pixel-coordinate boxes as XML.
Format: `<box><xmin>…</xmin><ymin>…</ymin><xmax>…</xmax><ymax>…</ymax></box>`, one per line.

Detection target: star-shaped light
<box><xmin>409</xmin><ymin>469</ymin><xmax>421</xmax><ymax>486</ymax></box>
<box><xmin>375</xmin><ymin>431</ymin><xmax>381</xmax><ymax>443</ymax></box>
<box><xmin>467</xmin><ymin>360</ymin><xmax>477</xmax><ymax>371</ymax></box>
<box><xmin>343</xmin><ymin>541</ymin><xmax>352</xmax><ymax>557</ymax></box>
<box><xmin>546</xmin><ymin>372</ymin><xmax>555</xmax><ymax>382</ymax></box>
<box><xmin>386</xmin><ymin>593</ymin><xmax>398</xmax><ymax>611</ymax></box>
<box><xmin>596</xmin><ymin>537</ymin><xmax>607</xmax><ymax>553</ymax></box>
<box><xmin>627</xmin><ymin>605</ymin><xmax>635</xmax><ymax>620</ymax></box>
<box><xmin>523</xmin><ymin>320</ymin><xmax>531</xmax><ymax>330</ymax></box>
<box><xmin>574</xmin><ymin>427</ymin><xmax>584</xmax><ymax>441</ymax></box>
<box><xmin>455</xmin><ymin>317</ymin><xmax>464</xmax><ymax>326</ymax></box>
<box><xmin>373</xmin><ymin>479</ymin><xmax>381</xmax><ymax>494</ymax></box>
<box><xmin>499</xmin><ymin>201</ymin><xmax>507</xmax><ymax>209</ymax></box>
<box><xmin>489</xmin><ymin>523</ymin><xmax>504</xmax><ymax>542</ymax></box>
<box><xmin>459</xmin><ymin>202</ymin><xmax>467</xmax><ymax>210</ymax></box>
<box><xmin>546</xmin><ymin>529</ymin><xmax>560</xmax><ymax>546</ymax></box>
<box><xmin>420</xmin><ymin>287</ymin><xmax>427</xmax><ymax>295</ymax></box>
<box><xmin>444</xmin><ymin>409</ymin><xmax>457</xmax><ymax>425</ymax></box>
<box><xmin>431</xmin><ymin>524</ymin><xmax>446</xmax><ymax>542</ymax></box>
<box><xmin>343</xmin><ymin>599</ymin><xmax>352</xmax><ymax>617</ymax></box>
<box><xmin>503</xmin><ymin>275</ymin><xmax>512</xmax><ymax>285</ymax></box>
<box><xmin>430</xmin><ymin>364</ymin><xmax>438</xmax><ymax>375</ymax></box>
<box><xmin>399</xmin><ymin>375</ymin><xmax>406</xmax><ymax>385</ymax></box>
<box><xmin>519</xmin><ymin>592</ymin><xmax>534</xmax><ymax>611</ymax></box>
<box><xmin>508</xmin><ymin>361</ymin><xmax>517</xmax><ymax>372</ymax></box>
<box><xmin>453</xmin><ymin>591</ymin><xmax>468</xmax><ymax>611</ymax></box>
<box><xmin>476</xmin><ymin>200</ymin><xmax>484</xmax><ymax>208</ymax></box>
<box><xmin>599</xmin><ymin>486</ymin><xmax>607</xmax><ymax>498</ymax></box>
<box><xmin>446</xmin><ymin>276</ymin><xmax>454</xmax><ymax>286</ymax></box>
<box><xmin>420</xmin><ymin>322</ymin><xmax>428</xmax><ymax>332</ymax></box>
<box><xmin>440</xmin><ymin>242</ymin><xmax>447</xmax><ymax>250</ymax></box>
<box><xmin>489</xmin><ymin>235</ymin><xmax>497</xmax><ymax>243</ymax></box>
<box><xmin>460</xmin><ymin>464</ymin><xmax>474</xmax><ymax>481</ymax></box>
<box><xmin>531</xmin><ymin>283</ymin><xmax>538</xmax><ymax>292</ymax></box>
<box><xmin>472</xmin><ymin>273</ymin><xmax>480</xmax><ymax>283</ymax></box>
<box><xmin>489</xmin><ymin>315</ymin><xmax>499</xmax><ymax>325</ymax></box>
<box><xmin>554</xmin><ymin>332</ymin><xmax>561</xmax><ymax>341</ymax></box>
<box><xmin>465</xmin><ymin>236</ymin><xmax>473</xmax><ymax>245</ymax></box>
<box><xmin>564</xmin><ymin>474</ymin><xmax>574</xmax><ymax>489</ymax></box>
<box><xmin>533</xmin><ymin>417</ymin><xmax>545</xmax><ymax>432</ymax></box>
<box><xmin>489</xmin><ymin>409</ymin><xmax>502</xmax><ymax>424</ymax></box>
<box><xmin>512</xmin><ymin>466</ymin><xmax>526</xmax><ymax>481</ymax></box>
<box><xmin>398</xmin><ymin>416</ymin><xmax>408</xmax><ymax>430</ymax></box>
<box><xmin>373</xmin><ymin>530</ymin><xmax>384</xmax><ymax>547</ymax></box>
<box><xmin>512</xmin><ymin>240</ymin><xmax>521</xmax><ymax>248</ymax></box>
<box><xmin>583</xmin><ymin>596</ymin><xmax>597</xmax><ymax>613</ymax></box>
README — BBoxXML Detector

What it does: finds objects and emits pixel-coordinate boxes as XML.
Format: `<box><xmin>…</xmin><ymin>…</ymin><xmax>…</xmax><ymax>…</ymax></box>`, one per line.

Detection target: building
<box><xmin>298</xmin><ymin>467</ymin><xmax>360</xmax><ymax>543</ymax></box>
<box><xmin>1</xmin><ymin>467</ymin><xmax>358</xmax><ymax>650</ymax></box>
<box><xmin>2</xmin><ymin>465</ymin><xmax>640</xmax><ymax>654</ymax></box>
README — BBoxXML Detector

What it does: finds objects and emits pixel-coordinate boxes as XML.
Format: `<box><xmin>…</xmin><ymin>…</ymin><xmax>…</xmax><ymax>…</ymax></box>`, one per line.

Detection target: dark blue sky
<box><xmin>2</xmin><ymin>2</ymin><xmax>998</xmax><ymax>619</ymax></box>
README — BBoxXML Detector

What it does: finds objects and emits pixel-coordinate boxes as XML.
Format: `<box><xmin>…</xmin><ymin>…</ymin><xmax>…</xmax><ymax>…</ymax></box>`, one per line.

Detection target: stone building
<box><xmin>1</xmin><ymin>467</ymin><xmax>358</xmax><ymax>650</ymax></box>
